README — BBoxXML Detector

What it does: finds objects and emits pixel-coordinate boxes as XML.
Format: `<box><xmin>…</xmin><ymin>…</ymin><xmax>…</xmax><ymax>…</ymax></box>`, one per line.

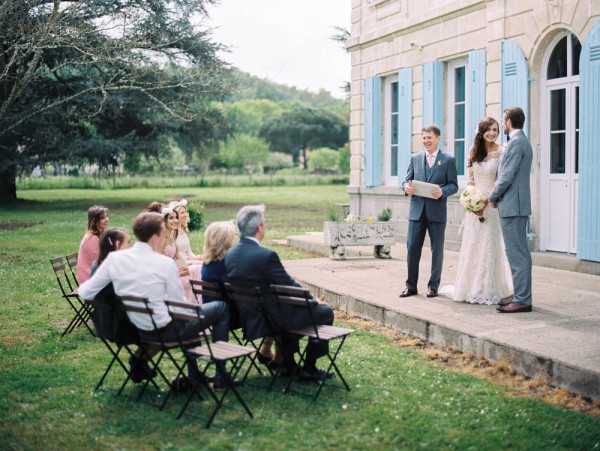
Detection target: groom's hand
<box><xmin>404</xmin><ymin>180</ymin><xmax>415</xmax><ymax>195</ymax></box>
<box><xmin>488</xmin><ymin>199</ymin><xmax>498</xmax><ymax>208</ymax></box>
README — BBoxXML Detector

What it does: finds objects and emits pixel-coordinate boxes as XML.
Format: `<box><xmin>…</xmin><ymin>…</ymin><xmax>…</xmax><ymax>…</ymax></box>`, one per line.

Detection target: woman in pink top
<box><xmin>76</xmin><ymin>205</ymin><xmax>109</xmax><ymax>284</ymax></box>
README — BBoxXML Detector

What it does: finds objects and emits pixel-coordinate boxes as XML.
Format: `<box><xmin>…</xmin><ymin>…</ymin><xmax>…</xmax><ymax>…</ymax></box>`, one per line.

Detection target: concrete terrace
<box><xmin>280</xmin><ymin>232</ymin><xmax>600</xmax><ymax>401</ymax></box>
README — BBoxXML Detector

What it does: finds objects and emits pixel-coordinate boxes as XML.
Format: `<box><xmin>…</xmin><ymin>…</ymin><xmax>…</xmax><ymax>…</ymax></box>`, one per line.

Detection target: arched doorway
<box><xmin>541</xmin><ymin>31</ymin><xmax>581</xmax><ymax>253</ymax></box>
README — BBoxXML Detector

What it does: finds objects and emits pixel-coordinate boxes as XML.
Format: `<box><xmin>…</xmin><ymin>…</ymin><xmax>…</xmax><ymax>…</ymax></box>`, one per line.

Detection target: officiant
<box><xmin>400</xmin><ymin>125</ymin><xmax>458</xmax><ymax>299</ymax></box>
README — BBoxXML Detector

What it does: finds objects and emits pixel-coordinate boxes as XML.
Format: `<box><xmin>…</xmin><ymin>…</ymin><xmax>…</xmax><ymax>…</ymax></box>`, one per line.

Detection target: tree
<box><xmin>258</xmin><ymin>107</ymin><xmax>348</xmax><ymax>169</ymax></box>
<box><xmin>307</xmin><ymin>147</ymin><xmax>339</xmax><ymax>173</ymax></box>
<box><xmin>0</xmin><ymin>0</ymin><xmax>231</xmax><ymax>201</ymax></box>
<box><xmin>217</xmin><ymin>133</ymin><xmax>270</xmax><ymax>174</ymax></box>
<box><xmin>222</xmin><ymin>99</ymin><xmax>284</xmax><ymax>136</ymax></box>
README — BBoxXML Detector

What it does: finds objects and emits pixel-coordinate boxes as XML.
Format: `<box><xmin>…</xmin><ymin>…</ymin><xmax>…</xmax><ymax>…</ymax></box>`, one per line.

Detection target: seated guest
<box><xmin>201</xmin><ymin>221</ymin><xmax>237</xmax><ymax>304</ymax></box>
<box><xmin>160</xmin><ymin>205</ymin><xmax>200</xmax><ymax>302</ymax></box>
<box><xmin>90</xmin><ymin>227</ymin><xmax>131</xmax><ymax>277</ymax></box>
<box><xmin>202</xmin><ymin>220</ymin><xmax>281</xmax><ymax>365</ymax></box>
<box><xmin>89</xmin><ymin>228</ymin><xmax>143</xmax><ymax>378</ymax></box>
<box><xmin>76</xmin><ymin>205</ymin><xmax>109</xmax><ymax>284</ymax></box>
<box><xmin>78</xmin><ymin>212</ymin><xmax>238</xmax><ymax>390</ymax></box>
<box><xmin>225</xmin><ymin>204</ymin><xmax>334</xmax><ymax>381</ymax></box>
<box><xmin>171</xmin><ymin>199</ymin><xmax>203</xmax><ymax>264</ymax></box>
<box><xmin>146</xmin><ymin>201</ymin><xmax>164</xmax><ymax>213</ymax></box>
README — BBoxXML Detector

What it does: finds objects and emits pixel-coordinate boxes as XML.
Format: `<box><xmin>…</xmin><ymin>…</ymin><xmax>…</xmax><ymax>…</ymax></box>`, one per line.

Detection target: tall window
<box><xmin>447</xmin><ymin>59</ymin><xmax>468</xmax><ymax>176</ymax></box>
<box><xmin>384</xmin><ymin>76</ymin><xmax>399</xmax><ymax>184</ymax></box>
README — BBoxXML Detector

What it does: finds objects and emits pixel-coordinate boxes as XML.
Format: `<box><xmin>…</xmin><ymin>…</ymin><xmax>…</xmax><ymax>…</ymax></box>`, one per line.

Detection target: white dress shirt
<box><xmin>78</xmin><ymin>242</ymin><xmax>185</xmax><ymax>330</ymax></box>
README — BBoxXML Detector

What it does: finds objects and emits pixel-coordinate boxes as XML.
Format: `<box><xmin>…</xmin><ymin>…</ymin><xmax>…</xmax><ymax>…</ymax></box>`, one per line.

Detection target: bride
<box><xmin>451</xmin><ymin>117</ymin><xmax>513</xmax><ymax>304</ymax></box>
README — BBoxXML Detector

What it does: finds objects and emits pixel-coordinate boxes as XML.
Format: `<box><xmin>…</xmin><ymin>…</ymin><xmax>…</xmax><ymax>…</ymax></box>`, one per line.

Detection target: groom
<box><xmin>488</xmin><ymin>107</ymin><xmax>533</xmax><ymax>313</ymax></box>
<box><xmin>400</xmin><ymin>125</ymin><xmax>458</xmax><ymax>298</ymax></box>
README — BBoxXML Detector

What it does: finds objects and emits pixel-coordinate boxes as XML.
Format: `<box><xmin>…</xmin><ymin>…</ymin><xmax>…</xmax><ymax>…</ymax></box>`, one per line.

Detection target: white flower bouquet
<box><xmin>459</xmin><ymin>185</ymin><xmax>486</xmax><ymax>222</ymax></box>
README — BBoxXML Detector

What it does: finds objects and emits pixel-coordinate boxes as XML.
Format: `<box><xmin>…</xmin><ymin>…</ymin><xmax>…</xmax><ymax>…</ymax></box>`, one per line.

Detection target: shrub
<box><xmin>307</xmin><ymin>147</ymin><xmax>339</xmax><ymax>173</ymax></box>
<box><xmin>377</xmin><ymin>207</ymin><xmax>392</xmax><ymax>222</ymax></box>
<box><xmin>187</xmin><ymin>204</ymin><xmax>205</xmax><ymax>231</ymax></box>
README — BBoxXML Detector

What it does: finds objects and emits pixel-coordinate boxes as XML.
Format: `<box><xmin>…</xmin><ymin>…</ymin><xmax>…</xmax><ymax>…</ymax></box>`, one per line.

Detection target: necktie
<box><xmin>428</xmin><ymin>153</ymin><xmax>434</xmax><ymax>168</ymax></box>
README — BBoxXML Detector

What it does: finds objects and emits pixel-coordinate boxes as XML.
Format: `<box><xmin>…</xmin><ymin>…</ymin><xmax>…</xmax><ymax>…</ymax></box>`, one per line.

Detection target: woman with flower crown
<box><xmin>170</xmin><ymin>199</ymin><xmax>204</xmax><ymax>264</ymax></box>
<box><xmin>449</xmin><ymin>117</ymin><xmax>513</xmax><ymax>304</ymax></box>
<box><xmin>160</xmin><ymin>206</ymin><xmax>200</xmax><ymax>302</ymax></box>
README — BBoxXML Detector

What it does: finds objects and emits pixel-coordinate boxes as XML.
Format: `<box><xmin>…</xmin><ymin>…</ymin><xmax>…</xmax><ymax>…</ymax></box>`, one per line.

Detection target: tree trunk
<box><xmin>0</xmin><ymin>165</ymin><xmax>17</xmax><ymax>202</ymax></box>
<box><xmin>301</xmin><ymin>146</ymin><xmax>308</xmax><ymax>170</ymax></box>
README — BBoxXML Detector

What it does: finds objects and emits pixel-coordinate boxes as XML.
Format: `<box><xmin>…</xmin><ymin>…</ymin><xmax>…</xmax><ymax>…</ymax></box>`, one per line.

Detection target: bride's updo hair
<box><xmin>467</xmin><ymin>116</ymin><xmax>499</xmax><ymax>167</ymax></box>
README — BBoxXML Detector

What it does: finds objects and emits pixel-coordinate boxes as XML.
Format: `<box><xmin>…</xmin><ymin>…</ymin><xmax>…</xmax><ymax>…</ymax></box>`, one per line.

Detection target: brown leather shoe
<box><xmin>426</xmin><ymin>288</ymin><xmax>438</xmax><ymax>298</ymax></box>
<box><xmin>400</xmin><ymin>288</ymin><xmax>418</xmax><ymax>298</ymax></box>
<box><xmin>498</xmin><ymin>297</ymin><xmax>512</xmax><ymax>306</ymax></box>
<box><xmin>496</xmin><ymin>303</ymin><xmax>532</xmax><ymax>313</ymax></box>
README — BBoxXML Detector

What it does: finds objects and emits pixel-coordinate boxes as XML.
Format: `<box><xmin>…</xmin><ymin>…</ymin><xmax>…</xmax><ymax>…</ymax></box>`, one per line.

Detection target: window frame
<box><xmin>383</xmin><ymin>75</ymin><xmax>400</xmax><ymax>186</ymax></box>
<box><xmin>446</xmin><ymin>57</ymin><xmax>469</xmax><ymax>180</ymax></box>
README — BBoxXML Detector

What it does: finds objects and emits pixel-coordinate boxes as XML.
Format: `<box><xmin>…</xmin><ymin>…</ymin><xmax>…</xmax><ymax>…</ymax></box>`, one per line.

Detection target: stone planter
<box><xmin>323</xmin><ymin>221</ymin><xmax>395</xmax><ymax>260</ymax></box>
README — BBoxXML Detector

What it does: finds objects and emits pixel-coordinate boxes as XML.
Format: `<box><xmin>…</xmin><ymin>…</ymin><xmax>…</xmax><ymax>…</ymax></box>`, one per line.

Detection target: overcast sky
<box><xmin>205</xmin><ymin>0</ymin><xmax>351</xmax><ymax>99</ymax></box>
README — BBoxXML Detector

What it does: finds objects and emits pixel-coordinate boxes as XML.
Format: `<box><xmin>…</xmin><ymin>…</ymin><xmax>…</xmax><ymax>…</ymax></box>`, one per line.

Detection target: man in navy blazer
<box><xmin>400</xmin><ymin>125</ymin><xmax>459</xmax><ymax>298</ymax></box>
<box><xmin>488</xmin><ymin>107</ymin><xmax>533</xmax><ymax>313</ymax></box>
<box><xmin>225</xmin><ymin>204</ymin><xmax>334</xmax><ymax>381</ymax></box>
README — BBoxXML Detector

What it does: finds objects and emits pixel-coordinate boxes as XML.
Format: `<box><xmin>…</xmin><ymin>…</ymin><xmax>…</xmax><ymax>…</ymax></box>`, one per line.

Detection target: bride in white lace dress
<box><xmin>451</xmin><ymin>117</ymin><xmax>513</xmax><ymax>304</ymax></box>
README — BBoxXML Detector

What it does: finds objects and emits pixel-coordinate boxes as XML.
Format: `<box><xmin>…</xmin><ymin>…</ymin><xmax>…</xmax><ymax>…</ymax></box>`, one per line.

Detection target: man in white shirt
<box><xmin>79</xmin><ymin>212</ymin><xmax>236</xmax><ymax>389</ymax></box>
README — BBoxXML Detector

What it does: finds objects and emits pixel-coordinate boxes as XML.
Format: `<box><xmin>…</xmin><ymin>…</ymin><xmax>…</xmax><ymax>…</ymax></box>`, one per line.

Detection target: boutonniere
<box><xmin>436</xmin><ymin>160</ymin><xmax>442</xmax><ymax>167</ymax></box>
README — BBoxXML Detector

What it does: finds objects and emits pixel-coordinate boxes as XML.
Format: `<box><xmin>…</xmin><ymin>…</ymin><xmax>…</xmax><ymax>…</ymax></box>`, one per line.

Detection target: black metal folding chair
<box><xmin>223</xmin><ymin>283</ymin><xmax>277</xmax><ymax>387</ymax></box>
<box><xmin>118</xmin><ymin>295</ymin><xmax>202</xmax><ymax>407</ymax></box>
<box><xmin>50</xmin><ymin>256</ymin><xmax>94</xmax><ymax>337</ymax></box>
<box><xmin>85</xmin><ymin>290</ymin><xmax>156</xmax><ymax>396</ymax></box>
<box><xmin>188</xmin><ymin>279</ymin><xmax>244</xmax><ymax>343</ymax></box>
<box><xmin>165</xmin><ymin>298</ymin><xmax>255</xmax><ymax>428</ymax></box>
<box><xmin>270</xmin><ymin>284</ymin><xmax>355</xmax><ymax>400</ymax></box>
<box><xmin>65</xmin><ymin>252</ymin><xmax>79</xmax><ymax>286</ymax></box>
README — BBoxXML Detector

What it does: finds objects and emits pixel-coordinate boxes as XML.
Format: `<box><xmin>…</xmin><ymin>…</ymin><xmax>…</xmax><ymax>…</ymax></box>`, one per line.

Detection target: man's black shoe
<box><xmin>281</xmin><ymin>364</ymin><xmax>301</xmax><ymax>378</ymax></box>
<box><xmin>129</xmin><ymin>356</ymin><xmax>156</xmax><ymax>383</ymax></box>
<box><xmin>299</xmin><ymin>367</ymin><xmax>334</xmax><ymax>381</ymax></box>
<box><xmin>400</xmin><ymin>288</ymin><xmax>418</xmax><ymax>298</ymax></box>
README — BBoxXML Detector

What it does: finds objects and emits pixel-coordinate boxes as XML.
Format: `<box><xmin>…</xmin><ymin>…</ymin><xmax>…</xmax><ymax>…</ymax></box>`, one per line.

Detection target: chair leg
<box><xmin>203</xmin><ymin>368</ymin><xmax>253</xmax><ymax>428</ymax></box>
<box><xmin>313</xmin><ymin>337</ymin><xmax>350</xmax><ymax>401</ymax></box>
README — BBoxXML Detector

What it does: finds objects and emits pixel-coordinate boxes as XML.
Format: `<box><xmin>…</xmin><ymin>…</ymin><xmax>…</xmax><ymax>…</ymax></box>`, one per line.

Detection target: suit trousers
<box><xmin>499</xmin><ymin>216</ymin><xmax>532</xmax><ymax>306</ymax></box>
<box><xmin>406</xmin><ymin>212</ymin><xmax>446</xmax><ymax>291</ymax></box>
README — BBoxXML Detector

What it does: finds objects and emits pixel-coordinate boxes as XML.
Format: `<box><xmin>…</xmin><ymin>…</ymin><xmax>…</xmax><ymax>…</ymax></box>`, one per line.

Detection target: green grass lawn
<box><xmin>1</xmin><ymin>185</ymin><xmax>599</xmax><ymax>450</ymax></box>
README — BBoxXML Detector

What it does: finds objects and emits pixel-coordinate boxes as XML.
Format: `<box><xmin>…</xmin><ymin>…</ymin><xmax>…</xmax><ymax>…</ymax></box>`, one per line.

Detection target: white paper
<box><xmin>410</xmin><ymin>180</ymin><xmax>439</xmax><ymax>199</ymax></box>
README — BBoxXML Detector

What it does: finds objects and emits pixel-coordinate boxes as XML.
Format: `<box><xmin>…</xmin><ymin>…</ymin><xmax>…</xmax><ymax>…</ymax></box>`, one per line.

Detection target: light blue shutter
<box><xmin>422</xmin><ymin>61</ymin><xmax>444</xmax><ymax>141</ymax></box>
<box><xmin>466</xmin><ymin>49</ymin><xmax>487</xmax><ymax>150</ymax></box>
<box><xmin>501</xmin><ymin>40</ymin><xmax>530</xmax><ymax>142</ymax></box>
<box><xmin>578</xmin><ymin>21</ymin><xmax>600</xmax><ymax>262</ymax></box>
<box><xmin>397</xmin><ymin>68</ymin><xmax>413</xmax><ymax>186</ymax></box>
<box><xmin>364</xmin><ymin>76</ymin><xmax>382</xmax><ymax>187</ymax></box>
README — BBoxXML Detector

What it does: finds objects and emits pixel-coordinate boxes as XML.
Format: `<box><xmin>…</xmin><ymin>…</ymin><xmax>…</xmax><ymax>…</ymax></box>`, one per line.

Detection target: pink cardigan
<box><xmin>76</xmin><ymin>234</ymin><xmax>100</xmax><ymax>284</ymax></box>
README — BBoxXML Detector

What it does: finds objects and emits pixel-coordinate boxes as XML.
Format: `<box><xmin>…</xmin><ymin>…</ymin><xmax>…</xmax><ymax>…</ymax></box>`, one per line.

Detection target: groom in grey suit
<box><xmin>488</xmin><ymin>107</ymin><xmax>533</xmax><ymax>313</ymax></box>
<box><xmin>400</xmin><ymin>125</ymin><xmax>458</xmax><ymax>298</ymax></box>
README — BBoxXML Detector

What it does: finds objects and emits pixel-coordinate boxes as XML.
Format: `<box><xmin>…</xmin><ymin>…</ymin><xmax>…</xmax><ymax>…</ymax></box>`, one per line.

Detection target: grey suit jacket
<box><xmin>488</xmin><ymin>130</ymin><xmax>532</xmax><ymax>217</ymax></box>
<box><xmin>402</xmin><ymin>150</ymin><xmax>459</xmax><ymax>223</ymax></box>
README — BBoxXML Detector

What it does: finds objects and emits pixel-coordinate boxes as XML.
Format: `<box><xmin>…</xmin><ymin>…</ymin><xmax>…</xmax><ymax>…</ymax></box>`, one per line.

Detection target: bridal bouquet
<box><xmin>460</xmin><ymin>185</ymin><xmax>486</xmax><ymax>223</ymax></box>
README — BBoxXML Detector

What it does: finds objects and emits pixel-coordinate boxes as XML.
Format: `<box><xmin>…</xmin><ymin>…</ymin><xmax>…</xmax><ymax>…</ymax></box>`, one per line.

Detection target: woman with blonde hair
<box><xmin>200</xmin><ymin>221</ymin><xmax>237</xmax><ymax>303</ymax></box>
<box><xmin>170</xmin><ymin>199</ymin><xmax>203</xmax><ymax>264</ymax></box>
<box><xmin>76</xmin><ymin>205</ymin><xmax>109</xmax><ymax>284</ymax></box>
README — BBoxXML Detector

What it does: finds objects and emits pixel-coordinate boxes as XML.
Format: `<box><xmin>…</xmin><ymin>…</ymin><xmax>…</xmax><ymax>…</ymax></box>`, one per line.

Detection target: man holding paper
<box><xmin>400</xmin><ymin>125</ymin><xmax>458</xmax><ymax>298</ymax></box>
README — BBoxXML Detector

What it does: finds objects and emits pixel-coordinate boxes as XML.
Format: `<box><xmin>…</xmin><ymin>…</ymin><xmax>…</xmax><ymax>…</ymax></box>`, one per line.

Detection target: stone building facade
<box><xmin>346</xmin><ymin>0</ymin><xmax>600</xmax><ymax>262</ymax></box>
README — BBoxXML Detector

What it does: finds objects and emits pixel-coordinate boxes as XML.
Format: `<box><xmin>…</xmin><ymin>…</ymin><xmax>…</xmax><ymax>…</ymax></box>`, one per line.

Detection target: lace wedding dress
<box><xmin>450</xmin><ymin>149</ymin><xmax>514</xmax><ymax>304</ymax></box>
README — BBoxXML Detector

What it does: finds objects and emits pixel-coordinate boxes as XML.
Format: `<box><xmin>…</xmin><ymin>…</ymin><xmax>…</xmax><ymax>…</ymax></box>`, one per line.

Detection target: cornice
<box><xmin>347</xmin><ymin>1</ymin><xmax>486</xmax><ymax>52</ymax></box>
